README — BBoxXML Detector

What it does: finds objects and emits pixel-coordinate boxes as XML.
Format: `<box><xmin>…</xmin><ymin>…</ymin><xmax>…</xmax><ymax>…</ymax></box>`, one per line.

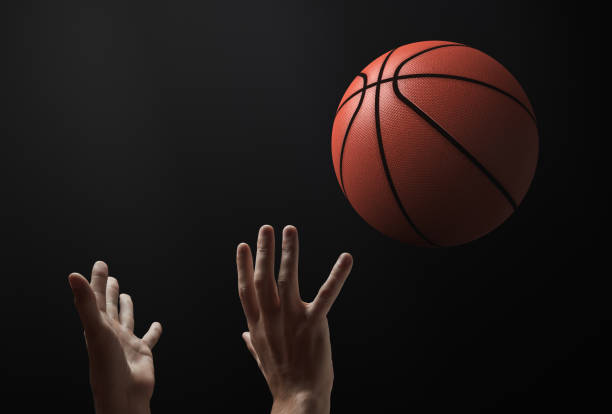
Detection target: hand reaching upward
<box><xmin>236</xmin><ymin>225</ymin><xmax>353</xmax><ymax>414</ymax></box>
<box><xmin>68</xmin><ymin>261</ymin><xmax>162</xmax><ymax>414</ymax></box>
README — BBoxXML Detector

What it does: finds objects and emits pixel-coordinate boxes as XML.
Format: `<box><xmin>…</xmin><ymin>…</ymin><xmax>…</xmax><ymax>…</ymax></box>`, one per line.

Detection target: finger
<box><xmin>119</xmin><ymin>293</ymin><xmax>134</xmax><ymax>332</ymax></box>
<box><xmin>309</xmin><ymin>253</ymin><xmax>353</xmax><ymax>319</ymax></box>
<box><xmin>142</xmin><ymin>322</ymin><xmax>162</xmax><ymax>350</ymax></box>
<box><xmin>105</xmin><ymin>277</ymin><xmax>120</xmax><ymax>321</ymax></box>
<box><xmin>90</xmin><ymin>261</ymin><xmax>109</xmax><ymax>312</ymax></box>
<box><xmin>254</xmin><ymin>225</ymin><xmax>280</xmax><ymax>315</ymax></box>
<box><xmin>242</xmin><ymin>332</ymin><xmax>262</xmax><ymax>369</ymax></box>
<box><xmin>68</xmin><ymin>273</ymin><xmax>102</xmax><ymax>336</ymax></box>
<box><xmin>277</xmin><ymin>225</ymin><xmax>301</xmax><ymax>307</ymax></box>
<box><xmin>237</xmin><ymin>243</ymin><xmax>259</xmax><ymax>324</ymax></box>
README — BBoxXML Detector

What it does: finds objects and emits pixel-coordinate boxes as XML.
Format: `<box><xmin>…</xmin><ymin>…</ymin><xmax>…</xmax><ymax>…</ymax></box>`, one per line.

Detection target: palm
<box><xmin>91</xmin><ymin>314</ymin><xmax>156</xmax><ymax>397</ymax></box>
<box><xmin>236</xmin><ymin>225</ymin><xmax>353</xmax><ymax>405</ymax></box>
<box><xmin>69</xmin><ymin>261</ymin><xmax>162</xmax><ymax>412</ymax></box>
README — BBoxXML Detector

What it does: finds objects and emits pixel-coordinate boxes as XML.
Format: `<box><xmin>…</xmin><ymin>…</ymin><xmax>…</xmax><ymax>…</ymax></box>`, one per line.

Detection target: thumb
<box><xmin>242</xmin><ymin>331</ymin><xmax>262</xmax><ymax>370</ymax></box>
<box><xmin>68</xmin><ymin>273</ymin><xmax>102</xmax><ymax>337</ymax></box>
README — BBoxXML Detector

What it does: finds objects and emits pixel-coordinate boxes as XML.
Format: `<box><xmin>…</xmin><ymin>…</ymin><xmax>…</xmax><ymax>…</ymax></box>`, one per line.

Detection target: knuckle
<box><xmin>276</xmin><ymin>272</ymin><xmax>290</xmax><ymax>287</ymax></box>
<box><xmin>253</xmin><ymin>276</ymin><xmax>267</xmax><ymax>290</ymax></box>
<box><xmin>238</xmin><ymin>285</ymin><xmax>249</xmax><ymax>298</ymax></box>
<box><xmin>256</xmin><ymin>247</ymin><xmax>269</xmax><ymax>258</ymax></box>
<box><xmin>317</xmin><ymin>287</ymin><xmax>332</xmax><ymax>301</ymax></box>
<box><xmin>276</xmin><ymin>277</ymin><xmax>289</xmax><ymax>290</ymax></box>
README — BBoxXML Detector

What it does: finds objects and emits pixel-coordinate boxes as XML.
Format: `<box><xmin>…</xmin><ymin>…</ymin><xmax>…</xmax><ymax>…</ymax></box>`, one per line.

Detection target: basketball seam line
<box><xmin>340</xmin><ymin>45</ymin><xmax>460</xmax><ymax>246</ymax></box>
<box><xmin>374</xmin><ymin>48</ymin><xmax>440</xmax><ymax>247</ymax></box>
<box><xmin>405</xmin><ymin>74</ymin><xmax>536</xmax><ymax>122</ymax></box>
<box><xmin>336</xmin><ymin>73</ymin><xmax>536</xmax><ymax>123</ymax></box>
<box><xmin>336</xmin><ymin>43</ymin><xmax>466</xmax><ymax>112</ymax></box>
<box><xmin>392</xmin><ymin>56</ymin><xmax>519</xmax><ymax>211</ymax></box>
<box><xmin>339</xmin><ymin>74</ymin><xmax>367</xmax><ymax>194</ymax></box>
<box><xmin>337</xmin><ymin>43</ymin><xmax>528</xmax><ymax>244</ymax></box>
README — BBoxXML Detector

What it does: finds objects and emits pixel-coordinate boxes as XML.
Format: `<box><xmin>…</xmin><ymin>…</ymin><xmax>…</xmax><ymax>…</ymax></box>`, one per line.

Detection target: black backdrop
<box><xmin>1</xmin><ymin>1</ymin><xmax>606</xmax><ymax>412</ymax></box>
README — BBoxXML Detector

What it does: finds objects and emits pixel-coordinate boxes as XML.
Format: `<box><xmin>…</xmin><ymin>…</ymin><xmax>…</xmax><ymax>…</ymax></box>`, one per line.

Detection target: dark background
<box><xmin>1</xmin><ymin>0</ymin><xmax>606</xmax><ymax>412</ymax></box>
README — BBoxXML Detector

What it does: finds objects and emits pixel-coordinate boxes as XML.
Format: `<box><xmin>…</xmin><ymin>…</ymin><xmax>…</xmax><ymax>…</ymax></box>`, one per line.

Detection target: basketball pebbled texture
<box><xmin>331</xmin><ymin>41</ymin><xmax>538</xmax><ymax>247</ymax></box>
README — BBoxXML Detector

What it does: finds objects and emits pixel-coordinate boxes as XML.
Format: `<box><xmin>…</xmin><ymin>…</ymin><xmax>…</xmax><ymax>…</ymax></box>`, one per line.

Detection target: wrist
<box><xmin>272</xmin><ymin>391</ymin><xmax>330</xmax><ymax>414</ymax></box>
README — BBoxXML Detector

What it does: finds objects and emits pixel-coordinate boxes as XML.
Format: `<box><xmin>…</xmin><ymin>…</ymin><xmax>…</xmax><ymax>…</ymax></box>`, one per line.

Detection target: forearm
<box><xmin>271</xmin><ymin>392</ymin><xmax>330</xmax><ymax>414</ymax></box>
<box><xmin>94</xmin><ymin>397</ymin><xmax>151</xmax><ymax>414</ymax></box>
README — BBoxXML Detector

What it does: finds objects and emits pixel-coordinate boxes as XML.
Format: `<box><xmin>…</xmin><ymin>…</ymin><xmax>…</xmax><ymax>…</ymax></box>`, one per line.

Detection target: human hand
<box><xmin>236</xmin><ymin>225</ymin><xmax>353</xmax><ymax>414</ymax></box>
<box><xmin>68</xmin><ymin>261</ymin><xmax>162</xmax><ymax>414</ymax></box>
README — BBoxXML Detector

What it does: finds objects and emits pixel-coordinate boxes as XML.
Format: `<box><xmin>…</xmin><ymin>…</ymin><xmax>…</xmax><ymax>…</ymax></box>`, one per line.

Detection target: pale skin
<box><xmin>69</xmin><ymin>224</ymin><xmax>352</xmax><ymax>414</ymax></box>
<box><xmin>68</xmin><ymin>262</ymin><xmax>162</xmax><ymax>414</ymax></box>
<box><xmin>237</xmin><ymin>225</ymin><xmax>353</xmax><ymax>414</ymax></box>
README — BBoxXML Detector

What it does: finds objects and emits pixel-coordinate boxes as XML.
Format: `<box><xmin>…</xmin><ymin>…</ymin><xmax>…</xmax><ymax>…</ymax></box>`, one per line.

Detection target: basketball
<box><xmin>331</xmin><ymin>40</ymin><xmax>538</xmax><ymax>247</ymax></box>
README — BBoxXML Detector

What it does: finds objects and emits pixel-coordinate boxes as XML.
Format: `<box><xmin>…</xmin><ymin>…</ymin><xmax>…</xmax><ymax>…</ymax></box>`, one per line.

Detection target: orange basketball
<box><xmin>331</xmin><ymin>41</ymin><xmax>538</xmax><ymax>247</ymax></box>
